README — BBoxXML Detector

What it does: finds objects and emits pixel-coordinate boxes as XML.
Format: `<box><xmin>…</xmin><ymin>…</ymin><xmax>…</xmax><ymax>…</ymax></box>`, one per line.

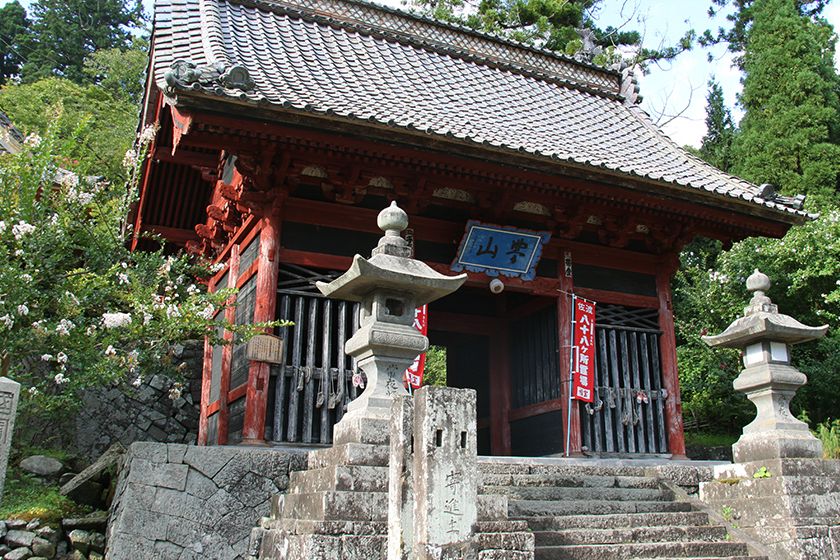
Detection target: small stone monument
<box><xmin>388</xmin><ymin>387</ymin><xmax>478</xmax><ymax>560</ymax></box>
<box><xmin>0</xmin><ymin>377</ymin><xmax>21</xmax><ymax>502</ymax></box>
<box><xmin>703</xmin><ymin>269</ymin><xmax>828</xmax><ymax>462</ymax></box>
<box><xmin>317</xmin><ymin>201</ymin><xmax>466</xmax><ymax>446</ymax></box>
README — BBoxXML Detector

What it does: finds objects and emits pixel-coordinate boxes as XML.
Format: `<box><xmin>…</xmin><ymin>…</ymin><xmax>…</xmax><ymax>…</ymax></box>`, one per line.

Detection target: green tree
<box><xmin>407</xmin><ymin>0</ymin><xmax>692</xmax><ymax>67</ymax></box>
<box><xmin>83</xmin><ymin>39</ymin><xmax>149</xmax><ymax>105</ymax></box>
<box><xmin>0</xmin><ymin>76</ymin><xmax>137</xmax><ymax>180</ymax></box>
<box><xmin>0</xmin><ymin>1</ymin><xmax>29</xmax><ymax>85</ymax></box>
<box><xmin>675</xmin><ymin>0</ymin><xmax>840</xmax><ymax>432</ymax></box>
<box><xmin>699</xmin><ymin>78</ymin><xmax>735</xmax><ymax>172</ymax></box>
<box><xmin>729</xmin><ymin>0</ymin><xmax>840</xmax><ymax>204</ymax></box>
<box><xmin>20</xmin><ymin>0</ymin><xmax>144</xmax><ymax>83</ymax></box>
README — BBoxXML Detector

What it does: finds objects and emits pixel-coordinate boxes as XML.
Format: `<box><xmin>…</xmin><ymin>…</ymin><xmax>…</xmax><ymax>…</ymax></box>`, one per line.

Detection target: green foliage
<box><xmin>0</xmin><ymin>76</ymin><xmax>138</xmax><ymax>181</ymax></box>
<box><xmin>816</xmin><ymin>418</ymin><xmax>840</xmax><ymax>459</ymax></box>
<box><xmin>730</xmin><ymin>0</ymin><xmax>840</xmax><ymax>205</ymax></box>
<box><xmin>83</xmin><ymin>39</ymin><xmax>149</xmax><ymax>105</ymax></box>
<box><xmin>753</xmin><ymin>466</ymin><xmax>772</xmax><ymax>478</ymax></box>
<box><xmin>405</xmin><ymin>0</ymin><xmax>691</xmax><ymax>67</ymax></box>
<box><xmin>684</xmin><ymin>431</ymin><xmax>738</xmax><ymax>448</ymax></box>
<box><xmin>423</xmin><ymin>345</ymin><xmax>447</xmax><ymax>387</ymax></box>
<box><xmin>0</xmin><ymin>469</ymin><xmax>89</xmax><ymax>522</ymax></box>
<box><xmin>0</xmin><ymin>116</ymin><xmax>276</xmax><ymax>448</ymax></box>
<box><xmin>20</xmin><ymin>0</ymin><xmax>145</xmax><ymax>83</ymax></box>
<box><xmin>676</xmin><ymin>0</ymin><xmax>840</xmax><ymax>434</ymax></box>
<box><xmin>0</xmin><ymin>1</ymin><xmax>29</xmax><ymax>84</ymax></box>
<box><xmin>699</xmin><ymin>78</ymin><xmax>735</xmax><ymax>172</ymax></box>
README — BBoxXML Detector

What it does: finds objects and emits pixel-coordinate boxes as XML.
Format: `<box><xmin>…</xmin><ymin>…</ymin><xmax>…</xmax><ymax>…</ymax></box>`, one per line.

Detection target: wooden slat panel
<box><xmin>597</xmin><ymin>329</ymin><xmax>613</xmax><ymax>453</ymax></box>
<box><xmin>335</xmin><ymin>301</ymin><xmax>348</xmax><ymax>423</ymax></box>
<box><xmin>609</xmin><ymin>330</ymin><xmax>626</xmax><ymax>453</ymax></box>
<box><xmin>619</xmin><ymin>331</ymin><xmax>635</xmax><ymax>454</ymax></box>
<box><xmin>287</xmin><ymin>297</ymin><xmax>305</xmax><ymax>442</ymax></box>
<box><xmin>629</xmin><ymin>331</ymin><xmax>648</xmax><ymax>453</ymax></box>
<box><xmin>320</xmin><ymin>299</ymin><xmax>333</xmax><ymax>443</ymax></box>
<box><xmin>302</xmin><ymin>298</ymin><xmax>319</xmax><ymax>443</ymax></box>
<box><xmin>649</xmin><ymin>333</ymin><xmax>668</xmax><ymax>453</ymax></box>
<box><xmin>271</xmin><ymin>295</ymin><xmax>291</xmax><ymax>442</ymax></box>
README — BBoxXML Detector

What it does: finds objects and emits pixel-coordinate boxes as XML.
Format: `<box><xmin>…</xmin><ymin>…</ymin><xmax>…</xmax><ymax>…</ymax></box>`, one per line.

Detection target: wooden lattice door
<box><xmin>269</xmin><ymin>264</ymin><xmax>361</xmax><ymax>444</ymax></box>
<box><xmin>579</xmin><ymin>304</ymin><xmax>669</xmax><ymax>455</ymax></box>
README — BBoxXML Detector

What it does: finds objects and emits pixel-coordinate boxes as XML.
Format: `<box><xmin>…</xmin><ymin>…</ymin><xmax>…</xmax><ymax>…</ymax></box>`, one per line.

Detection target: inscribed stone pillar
<box><xmin>0</xmin><ymin>377</ymin><xmax>21</xmax><ymax>502</ymax></box>
<box><xmin>387</xmin><ymin>395</ymin><xmax>414</xmax><ymax>560</ymax></box>
<box><xmin>412</xmin><ymin>386</ymin><xmax>478</xmax><ymax>560</ymax></box>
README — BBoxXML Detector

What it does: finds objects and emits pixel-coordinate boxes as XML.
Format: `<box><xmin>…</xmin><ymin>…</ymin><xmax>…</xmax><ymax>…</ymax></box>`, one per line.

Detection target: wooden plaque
<box><xmin>246</xmin><ymin>334</ymin><xmax>285</xmax><ymax>364</ymax></box>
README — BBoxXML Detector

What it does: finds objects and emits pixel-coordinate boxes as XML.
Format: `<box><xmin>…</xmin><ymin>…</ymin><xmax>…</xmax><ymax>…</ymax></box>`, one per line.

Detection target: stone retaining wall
<box><xmin>74</xmin><ymin>344</ymin><xmax>204</xmax><ymax>462</ymax></box>
<box><xmin>106</xmin><ymin>443</ymin><xmax>307</xmax><ymax>560</ymax></box>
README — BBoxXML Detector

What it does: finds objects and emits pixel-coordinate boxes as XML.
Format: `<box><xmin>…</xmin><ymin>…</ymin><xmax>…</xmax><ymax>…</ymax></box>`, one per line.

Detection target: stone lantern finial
<box><xmin>744</xmin><ymin>269</ymin><xmax>777</xmax><ymax>315</ymax></box>
<box><xmin>373</xmin><ymin>201</ymin><xmax>411</xmax><ymax>257</ymax></box>
<box><xmin>703</xmin><ymin>270</ymin><xmax>828</xmax><ymax>463</ymax></box>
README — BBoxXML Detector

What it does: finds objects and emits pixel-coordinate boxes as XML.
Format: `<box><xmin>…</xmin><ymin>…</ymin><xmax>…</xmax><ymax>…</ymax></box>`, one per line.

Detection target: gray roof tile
<box><xmin>150</xmin><ymin>0</ymin><xmax>811</xmax><ymax>219</ymax></box>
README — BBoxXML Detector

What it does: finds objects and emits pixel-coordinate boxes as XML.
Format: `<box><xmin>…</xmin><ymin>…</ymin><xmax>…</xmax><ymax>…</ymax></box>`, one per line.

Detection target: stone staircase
<box><xmin>479</xmin><ymin>460</ymin><xmax>768</xmax><ymax>560</ymax></box>
<box><xmin>254</xmin><ymin>442</ymin><xmax>534</xmax><ymax>558</ymax></box>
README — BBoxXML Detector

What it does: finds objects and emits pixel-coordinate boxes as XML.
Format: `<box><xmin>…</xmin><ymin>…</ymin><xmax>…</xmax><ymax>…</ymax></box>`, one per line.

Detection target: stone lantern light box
<box><xmin>703</xmin><ymin>270</ymin><xmax>828</xmax><ymax>463</ymax></box>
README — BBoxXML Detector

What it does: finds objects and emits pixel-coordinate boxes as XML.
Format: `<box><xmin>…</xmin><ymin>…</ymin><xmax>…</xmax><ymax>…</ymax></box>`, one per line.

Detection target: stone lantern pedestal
<box><xmin>702</xmin><ymin>269</ymin><xmax>827</xmax><ymax>463</ymax></box>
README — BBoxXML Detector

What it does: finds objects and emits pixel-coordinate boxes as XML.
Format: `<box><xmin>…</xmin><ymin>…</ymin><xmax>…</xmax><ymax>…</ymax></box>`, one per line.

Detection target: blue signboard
<box><xmin>451</xmin><ymin>221</ymin><xmax>551</xmax><ymax>281</ymax></box>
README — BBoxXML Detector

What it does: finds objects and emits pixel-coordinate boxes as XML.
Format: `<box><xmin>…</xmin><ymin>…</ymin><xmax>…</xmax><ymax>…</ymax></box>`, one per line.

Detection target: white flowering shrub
<box><xmin>0</xmin><ymin>117</ymin><xmax>275</xmax><ymax>428</ymax></box>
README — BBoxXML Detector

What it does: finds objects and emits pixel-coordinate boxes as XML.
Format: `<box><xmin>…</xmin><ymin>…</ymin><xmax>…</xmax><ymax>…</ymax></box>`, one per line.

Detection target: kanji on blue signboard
<box><xmin>451</xmin><ymin>221</ymin><xmax>551</xmax><ymax>281</ymax></box>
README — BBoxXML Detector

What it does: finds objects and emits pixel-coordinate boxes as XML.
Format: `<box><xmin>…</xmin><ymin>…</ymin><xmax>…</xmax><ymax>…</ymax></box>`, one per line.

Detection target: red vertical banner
<box><xmin>405</xmin><ymin>305</ymin><xmax>428</xmax><ymax>389</ymax></box>
<box><xmin>572</xmin><ymin>298</ymin><xmax>596</xmax><ymax>402</ymax></box>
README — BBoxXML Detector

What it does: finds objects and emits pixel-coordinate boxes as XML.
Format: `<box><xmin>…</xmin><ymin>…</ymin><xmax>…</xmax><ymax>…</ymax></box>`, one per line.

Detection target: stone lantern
<box><xmin>317</xmin><ymin>202</ymin><xmax>466</xmax><ymax>446</ymax></box>
<box><xmin>703</xmin><ymin>269</ymin><xmax>828</xmax><ymax>463</ymax></box>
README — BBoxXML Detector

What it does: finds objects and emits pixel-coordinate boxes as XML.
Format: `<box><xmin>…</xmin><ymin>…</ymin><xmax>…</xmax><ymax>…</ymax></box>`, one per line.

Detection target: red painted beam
<box><xmin>656</xmin><ymin>262</ymin><xmax>687</xmax><ymax>459</ymax></box>
<box><xmin>218</xmin><ymin>244</ymin><xmax>240</xmax><ymax>445</ymax></box>
<box><xmin>242</xmin><ymin>204</ymin><xmax>283</xmax><ymax>444</ymax></box>
<box><xmin>509</xmin><ymin>398</ymin><xmax>565</xmax><ymax>423</ymax></box>
<box><xmin>558</xmin><ymin>249</ymin><xmax>582</xmax><ymax>456</ymax></box>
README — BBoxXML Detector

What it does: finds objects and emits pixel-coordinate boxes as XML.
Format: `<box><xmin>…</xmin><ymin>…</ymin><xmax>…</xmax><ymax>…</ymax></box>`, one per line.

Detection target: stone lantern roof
<box><xmin>702</xmin><ymin>269</ymin><xmax>828</xmax><ymax>349</ymax></box>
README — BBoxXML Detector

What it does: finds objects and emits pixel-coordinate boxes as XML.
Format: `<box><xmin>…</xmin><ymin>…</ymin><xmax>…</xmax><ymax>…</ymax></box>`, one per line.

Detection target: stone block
<box><xmin>183</xmin><ymin>446</ymin><xmax>238</xmax><ymax>479</ymax></box>
<box><xmin>5</xmin><ymin>531</ymin><xmax>35</xmax><ymax>548</ymax></box>
<box><xmin>19</xmin><ymin>456</ymin><xmax>63</xmax><ymax>478</ymax></box>
<box><xmin>3</xmin><ymin>547</ymin><xmax>31</xmax><ymax>560</ymax></box>
<box><xmin>0</xmin><ymin>377</ymin><xmax>20</xmax><ymax>501</ymax></box>
<box><xmin>167</xmin><ymin>444</ymin><xmax>187</xmax><ymax>464</ymax></box>
<box><xmin>29</xmin><ymin>538</ymin><xmax>54</xmax><ymax>558</ymax></box>
<box><xmin>131</xmin><ymin>460</ymin><xmax>188</xmax><ymax>491</ymax></box>
<box><xmin>184</xmin><ymin>468</ymin><xmax>218</xmax><ymax>500</ymax></box>
<box><xmin>128</xmin><ymin>442</ymin><xmax>167</xmax><ymax>463</ymax></box>
<box><xmin>152</xmin><ymin>540</ymin><xmax>183</xmax><ymax>560</ymax></box>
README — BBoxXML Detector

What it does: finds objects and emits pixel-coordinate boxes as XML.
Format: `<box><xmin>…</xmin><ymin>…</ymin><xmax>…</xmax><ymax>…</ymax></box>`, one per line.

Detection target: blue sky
<box><xmin>4</xmin><ymin>0</ymin><xmax>840</xmax><ymax>147</ymax></box>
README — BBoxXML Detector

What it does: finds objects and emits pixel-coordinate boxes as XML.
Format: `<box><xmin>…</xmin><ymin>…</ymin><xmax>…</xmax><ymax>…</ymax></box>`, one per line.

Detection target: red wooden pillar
<box><xmin>242</xmin><ymin>204</ymin><xmax>283</xmax><ymax>444</ymax></box>
<box><xmin>198</xmin><ymin>276</ymin><xmax>215</xmax><ymax>445</ymax></box>
<box><xmin>488</xmin><ymin>322</ymin><xmax>512</xmax><ymax>456</ymax></box>
<box><xmin>656</xmin><ymin>260</ymin><xmax>687</xmax><ymax>458</ymax></box>
<box><xmin>218</xmin><ymin>245</ymin><xmax>240</xmax><ymax>445</ymax></box>
<box><xmin>558</xmin><ymin>250</ymin><xmax>582</xmax><ymax>456</ymax></box>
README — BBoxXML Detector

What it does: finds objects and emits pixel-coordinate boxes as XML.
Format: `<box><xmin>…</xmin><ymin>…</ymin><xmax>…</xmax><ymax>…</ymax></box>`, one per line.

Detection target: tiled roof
<box><xmin>150</xmin><ymin>0</ymin><xmax>810</xmax><ymax>220</ymax></box>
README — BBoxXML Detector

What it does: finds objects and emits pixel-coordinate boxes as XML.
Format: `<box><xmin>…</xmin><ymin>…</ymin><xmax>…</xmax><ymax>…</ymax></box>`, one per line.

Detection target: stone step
<box><xmin>475</xmin><ymin>531</ymin><xmax>535</xmax><ymax>552</ymax></box>
<box><xmin>289</xmin><ymin>464</ymin><xmax>388</xmax><ymax>493</ymax></box>
<box><xmin>478</xmin><ymin>494</ymin><xmax>510</xmax><ymax>521</ymax></box>
<box><xmin>629</xmin><ymin>557</ymin><xmax>767</xmax><ymax>560</ymax></box>
<box><xmin>534</xmin><ymin>525</ymin><xmax>729</xmax><ymax>546</ymax></box>
<box><xmin>474</xmin><ymin>520</ymin><xmax>531</xmax><ymax>533</ymax></box>
<box><xmin>307</xmin><ymin>442</ymin><xmax>388</xmax><ymax>469</ymax></box>
<box><xmin>481</xmin><ymin>473</ymin><xmax>662</xmax><ymax>489</ymax></box>
<box><xmin>535</xmin><ymin>541</ymin><xmax>751</xmax><ymax>559</ymax></box>
<box><xmin>262</xmin><ymin>518</ymin><xmax>387</xmax><ymax>536</ymax></box>
<box><xmin>510</xmin><ymin>499</ymin><xmax>693</xmax><ymax>517</ymax></box>
<box><xmin>701</xmin><ymin>475</ymin><xmax>840</xmax><ymax>502</ymax></box>
<box><xmin>480</xmin><ymin>461</ymin><xmax>650</xmax><ymax>478</ymax></box>
<box><xmin>281</xmin><ymin>491</ymin><xmax>388</xmax><ymax>522</ymax></box>
<box><xmin>482</xmin><ymin>485</ymin><xmax>672</xmax><ymax>502</ymax></box>
<box><xmin>524</xmin><ymin>511</ymin><xmax>712</xmax><ymax>531</ymax></box>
